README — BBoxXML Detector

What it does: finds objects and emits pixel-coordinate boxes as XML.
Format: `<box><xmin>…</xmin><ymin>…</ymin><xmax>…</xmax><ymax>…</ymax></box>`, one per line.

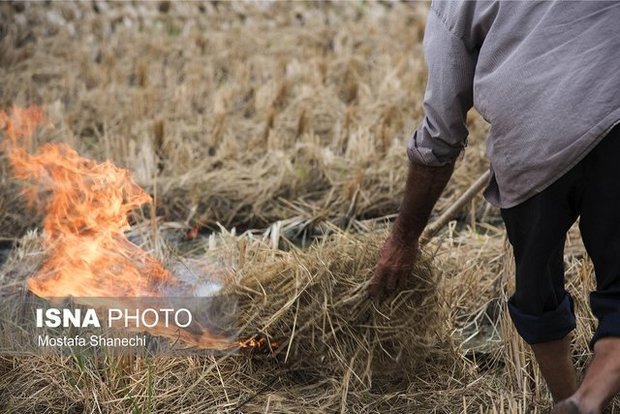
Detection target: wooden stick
<box><xmin>421</xmin><ymin>170</ymin><xmax>491</xmax><ymax>244</ymax></box>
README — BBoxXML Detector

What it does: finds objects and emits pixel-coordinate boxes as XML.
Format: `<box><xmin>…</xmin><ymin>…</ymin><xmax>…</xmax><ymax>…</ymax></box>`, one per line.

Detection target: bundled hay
<box><xmin>0</xmin><ymin>229</ymin><xmax>477</xmax><ymax>413</ymax></box>
<box><xmin>234</xmin><ymin>232</ymin><xmax>443</xmax><ymax>387</ymax></box>
<box><xmin>4</xmin><ymin>221</ymin><xmax>617</xmax><ymax>413</ymax></box>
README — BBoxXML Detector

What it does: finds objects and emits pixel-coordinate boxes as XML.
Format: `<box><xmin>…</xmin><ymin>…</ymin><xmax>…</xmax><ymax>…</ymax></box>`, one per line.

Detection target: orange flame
<box><xmin>1</xmin><ymin>106</ymin><xmax>271</xmax><ymax>352</ymax></box>
<box><xmin>238</xmin><ymin>336</ymin><xmax>278</xmax><ymax>351</ymax></box>
<box><xmin>1</xmin><ymin>106</ymin><xmax>248</xmax><ymax>350</ymax></box>
<box><xmin>2</xmin><ymin>107</ymin><xmax>171</xmax><ymax>298</ymax></box>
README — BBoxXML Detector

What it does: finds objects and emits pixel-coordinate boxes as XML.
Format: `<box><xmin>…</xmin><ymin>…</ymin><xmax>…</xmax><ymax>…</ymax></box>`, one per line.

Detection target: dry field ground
<box><xmin>0</xmin><ymin>1</ymin><xmax>612</xmax><ymax>413</ymax></box>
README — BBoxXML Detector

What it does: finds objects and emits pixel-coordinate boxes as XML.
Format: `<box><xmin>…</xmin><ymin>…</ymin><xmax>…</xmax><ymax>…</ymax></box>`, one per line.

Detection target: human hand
<box><xmin>368</xmin><ymin>233</ymin><xmax>419</xmax><ymax>300</ymax></box>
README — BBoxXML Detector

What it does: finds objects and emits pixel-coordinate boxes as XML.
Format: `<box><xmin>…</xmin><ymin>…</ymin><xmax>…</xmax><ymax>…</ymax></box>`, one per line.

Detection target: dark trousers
<box><xmin>501</xmin><ymin>124</ymin><xmax>620</xmax><ymax>347</ymax></box>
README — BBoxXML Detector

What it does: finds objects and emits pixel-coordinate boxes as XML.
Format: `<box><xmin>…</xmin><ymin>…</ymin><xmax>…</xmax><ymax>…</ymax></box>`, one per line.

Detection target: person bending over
<box><xmin>370</xmin><ymin>2</ymin><xmax>620</xmax><ymax>413</ymax></box>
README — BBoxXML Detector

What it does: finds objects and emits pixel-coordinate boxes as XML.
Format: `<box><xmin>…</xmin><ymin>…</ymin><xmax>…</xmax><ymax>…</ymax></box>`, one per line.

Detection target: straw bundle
<box><xmin>3</xmin><ymin>221</ymin><xmax>617</xmax><ymax>412</ymax></box>
<box><xmin>0</xmin><ymin>229</ymin><xmax>470</xmax><ymax>413</ymax></box>
<box><xmin>234</xmin><ymin>232</ymin><xmax>443</xmax><ymax>386</ymax></box>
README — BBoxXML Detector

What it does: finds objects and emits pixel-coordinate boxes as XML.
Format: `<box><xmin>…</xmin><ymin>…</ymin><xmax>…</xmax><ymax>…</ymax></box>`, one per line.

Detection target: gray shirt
<box><xmin>408</xmin><ymin>1</ymin><xmax>620</xmax><ymax>208</ymax></box>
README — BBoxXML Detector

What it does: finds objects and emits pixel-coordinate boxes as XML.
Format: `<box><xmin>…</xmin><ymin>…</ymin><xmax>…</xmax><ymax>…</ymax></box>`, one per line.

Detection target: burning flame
<box><xmin>1</xmin><ymin>107</ymin><xmax>172</xmax><ymax>298</ymax></box>
<box><xmin>238</xmin><ymin>335</ymin><xmax>278</xmax><ymax>350</ymax></box>
<box><xmin>0</xmin><ymin>106</ymin><xmax>267</xmax><ymax>351</ymax></box>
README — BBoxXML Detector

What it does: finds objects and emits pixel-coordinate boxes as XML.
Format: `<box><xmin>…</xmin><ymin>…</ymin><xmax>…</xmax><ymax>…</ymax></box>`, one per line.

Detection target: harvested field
<box><xmin>0</xmin><ymin>1</ymin><xmax>611</xmax><ymax>413</ymax></box>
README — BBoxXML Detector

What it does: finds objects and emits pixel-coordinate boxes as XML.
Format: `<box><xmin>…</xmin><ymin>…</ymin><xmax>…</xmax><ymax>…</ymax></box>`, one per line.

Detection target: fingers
<box><xmin>369</xmin><ymin>237</ymin><xmax>419</xmax><ymax>301</ymax></box>
<box><xmin>368</xmin><ymin>267</ymin><xmax>404</xmax><ymax>300</ymax></box>
<box><xmin>369</xmin><ymin>262</ymin><xmax>417</xmax><ymax>300</ymax></box>
<box><xmin>368</xmin><ymin>269</ymin><xmax>386</xmax><ymax>299</ymax></box>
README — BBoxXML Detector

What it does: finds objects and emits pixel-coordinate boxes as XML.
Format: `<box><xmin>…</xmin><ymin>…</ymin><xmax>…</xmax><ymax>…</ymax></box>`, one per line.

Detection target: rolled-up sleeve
<box><xmin>408</xmin><ymin>6</ymin><xmax>477</xmax><ymax>167</ymax></box>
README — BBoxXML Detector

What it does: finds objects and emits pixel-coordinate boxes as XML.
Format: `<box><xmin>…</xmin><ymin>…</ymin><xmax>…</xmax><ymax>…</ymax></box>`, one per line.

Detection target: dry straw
<box><xmin>0</xmin><ymin>1</ymin><xmax>614</xmax><ymax>413</ymax></box>
<box><xmin>0</xmin><ymin>228</ymin><xmax>474</xmax><ymax>413</ymax></box>
<box><xmin>0</xmin><ymin>223</ymin><xmax>609</xmax><ymax>413</ymax></box>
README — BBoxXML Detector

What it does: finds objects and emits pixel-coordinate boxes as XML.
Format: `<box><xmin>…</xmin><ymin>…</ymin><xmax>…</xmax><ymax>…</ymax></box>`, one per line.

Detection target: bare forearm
<box><xmin>391</xmin><ymin>160</ymin><xmax>455</xmax><ymax>245</ymax></box>
<box><xmin>370</xmin><ymin>160</ymin><xmax>454</xmax><ymax>298</ymax></box>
